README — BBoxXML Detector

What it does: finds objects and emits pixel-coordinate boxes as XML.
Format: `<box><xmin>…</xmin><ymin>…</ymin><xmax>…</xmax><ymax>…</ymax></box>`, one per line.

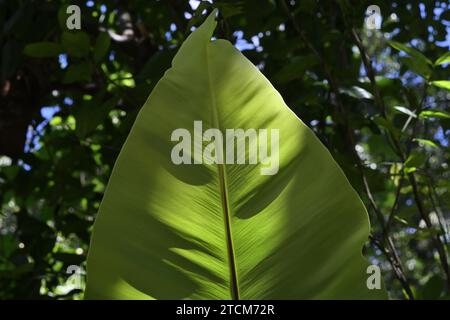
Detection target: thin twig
<box><xmin>369</xmin><ymin>234</ymin><xmax>413</xmax><ymax>299</ymax></box>
<box><xmin>385</xmin><ymin>177</ymin><xmax>404</xmax><ymax>236</ymax></box>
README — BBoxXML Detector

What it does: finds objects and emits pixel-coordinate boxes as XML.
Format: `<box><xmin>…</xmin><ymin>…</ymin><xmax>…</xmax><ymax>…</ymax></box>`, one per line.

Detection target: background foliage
<box><xmin>0</xmin><ymin>0</ymin><xmax>449</xmax><ymax>299</ymax></box>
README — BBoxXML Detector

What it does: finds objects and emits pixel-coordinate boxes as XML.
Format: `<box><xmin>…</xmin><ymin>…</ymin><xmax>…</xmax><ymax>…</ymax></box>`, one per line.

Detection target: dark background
<box><xmin>0</xmin><ymin>0</ymin><xmax>450</xmax><ymax>299</ymax></box>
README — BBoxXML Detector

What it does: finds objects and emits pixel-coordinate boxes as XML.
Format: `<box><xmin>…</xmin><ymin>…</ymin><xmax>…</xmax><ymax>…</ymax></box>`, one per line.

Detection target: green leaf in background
<box><xmin>404</xmin><ymin>151</ymin><xmax>426</xmax><ymax>173</ymax></box>
<box><xmin>430</xmin><ymin>80</ymin><xmax>450</xmax><ymax>91</ymax></box>
<box><xmin>63</xmin><ymin>61</ymin><xmax>92</xmax><ymax>84</ymax></box>
<box><xmin>413</xmin><ymin>138</ymin><xmax>439</xmax><ymax>149</ymax></box>
<box><xmin>420</xmin><ymin>110</ymin><xmax>450</xmax><ymax>119</ymax></box>
<box><xmin>399</xmin><ymin>56</ymin><xmax>432</xmax><ymax>79</ymax></box>
<box><xmin>23</xmin><ymin>42</ymin><xmax>62</xmax><ymax>58</ymax></box>
<box><xmin>93</xmin><ymin>32</ymin><xmax>111</xmax><ymax>62</ymax></box>
<box><xmin>273</xmin><ymin>54</ymin><xmax>319</xmax><ymax>84</ymax></box>
<box><xmin>0</xmin><ymin>234</ymin><xmax>18</xmax><ymax>259</ymax></box>
<box><xmin>388</xmin><ymin>40</ymin><xmax>432</xmax><ymax>66</ymax></box>
<box><xmin>75</xmin><ymin>95</ymin><xmax>118</xmax><ymax>139</ymax></box>
<box><xmin>420</xmin><ymin>275</ymin><xmax>444</xmax><ymax>299</ymax></box>
<box><xmin>339</xmin><ymin>86</ymin><xmax>374</xmax><ymax>100</ymax></box>
<box><xmin>394</xmin><ymin>106</ymin><xmax>417</xmax><ymax>118</ymax></box>
<box><xmin>434</xmin><ymin>52</ymin><xmax>450</xmax><ymax>66</ymax></box>
<box><xmin>216</xmin><ymin>2</ymin><xmax>244</xmax><ymax>18</ymax></box>
<box><xmin>86</xmin><ymin>11</ymin><xmax>386</xmax><ymax>300</ymax></box>
<box><xmin>373</xmin><ymin>115</ymin><xmax>400</xmax><ymax>137</ymax></box>
<box><xmin>136</xmin><ymin>49</ymin><xmax>177</xmax><ymax>87</ymax></box>
<box><xmin>62</xmin><ymin>31</ymin><xmax>90</xmax><ymax>58</ymax></box>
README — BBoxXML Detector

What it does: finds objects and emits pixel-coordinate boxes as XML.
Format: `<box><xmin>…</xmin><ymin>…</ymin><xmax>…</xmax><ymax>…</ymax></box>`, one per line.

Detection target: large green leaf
<box><xmin>86</xmin><ymin>11</ymin><xmax>386</xmax><ymax>300</ymax></box>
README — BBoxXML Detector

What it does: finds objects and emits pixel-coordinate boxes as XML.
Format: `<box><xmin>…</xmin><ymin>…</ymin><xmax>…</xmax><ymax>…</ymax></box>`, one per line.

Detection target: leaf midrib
<box><xmin>205</xmin><ymin>40</ymin><xmax>240</xmax><ymax>300</ymax></box>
